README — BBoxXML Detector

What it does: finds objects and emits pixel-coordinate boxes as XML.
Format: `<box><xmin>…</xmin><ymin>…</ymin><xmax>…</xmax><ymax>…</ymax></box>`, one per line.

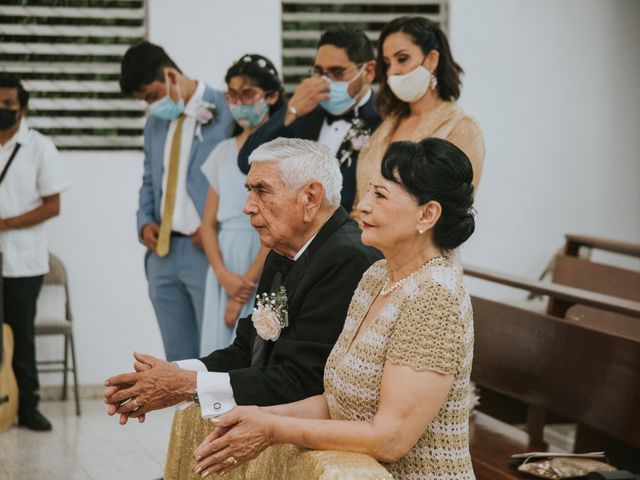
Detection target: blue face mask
<box><xmin>229</xmin><ymin>98</ymin><xmax>270</xmax><ymax>128</ymax></box>
<box><xmin>320</xmin><ymin>68</ymin><xmax>364</xmax><ymax>116</ymax></box>
<box><xmin>149</xmin><ymin>82</ymin><xmax>184</xmax><ymax>121</ymax></box>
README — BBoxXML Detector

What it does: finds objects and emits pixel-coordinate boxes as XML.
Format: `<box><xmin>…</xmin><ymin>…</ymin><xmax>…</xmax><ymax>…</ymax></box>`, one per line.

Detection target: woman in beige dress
<box><xmin>191</xmin><ymin>138</ymin><xmax>477</xmax><ymax>480</ymax></box>
<box><xmin>353</xmin><ymin>16</ymin><xmax>484</xmax><ymax>219</ymax></box>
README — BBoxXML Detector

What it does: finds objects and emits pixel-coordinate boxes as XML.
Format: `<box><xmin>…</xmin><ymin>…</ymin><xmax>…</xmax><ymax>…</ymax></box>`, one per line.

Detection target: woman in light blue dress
<box><xmin>200</xmin><ymin>54</ymin><xmax>284</xmax><ymax>354</ymax></box>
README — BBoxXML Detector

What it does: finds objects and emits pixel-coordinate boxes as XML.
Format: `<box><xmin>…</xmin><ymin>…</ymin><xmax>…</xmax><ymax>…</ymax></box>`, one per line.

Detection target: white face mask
<box><xmin>387</xmin><ymin>65</ymin><xmax>432</xmax><ymax>103</ymax></box>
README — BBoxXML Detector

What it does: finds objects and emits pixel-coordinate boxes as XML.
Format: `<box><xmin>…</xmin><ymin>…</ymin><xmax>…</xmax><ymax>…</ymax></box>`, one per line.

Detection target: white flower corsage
<box><xmin>252</xmin><ymin>286</ymin><xmax>289</xmax><ymax>341</ymax></box>
<box><xmin>194</xmin><ymin>100</ymin><xmax>218</xmax><ymax>141</ymax></box>
<box><xmin>338</xmin><ymin>117</ymin><xmax>371</xmax><ymax>167</ymax></box>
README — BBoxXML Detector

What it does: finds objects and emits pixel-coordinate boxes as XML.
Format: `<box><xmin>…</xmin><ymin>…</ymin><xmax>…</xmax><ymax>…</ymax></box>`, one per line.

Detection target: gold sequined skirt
<box><xmin>164</xmin><ymin>406</ymin><xmax>393</xmax><ymax>480</ymax></box>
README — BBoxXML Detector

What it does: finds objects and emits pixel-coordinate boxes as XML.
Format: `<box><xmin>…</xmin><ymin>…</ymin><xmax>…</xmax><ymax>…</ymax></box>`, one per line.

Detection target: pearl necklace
<box><xmin>380</xmin><ymin>256</ymin><xmax>448</xmax><ymax>296</ymax></box>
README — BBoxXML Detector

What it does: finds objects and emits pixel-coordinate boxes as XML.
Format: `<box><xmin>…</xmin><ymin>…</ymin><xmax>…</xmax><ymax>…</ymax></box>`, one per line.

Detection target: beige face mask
<box><xmin>387</xmin><ymin>65</ymin><xmax>431</xmax><ymax>103</ymax></box>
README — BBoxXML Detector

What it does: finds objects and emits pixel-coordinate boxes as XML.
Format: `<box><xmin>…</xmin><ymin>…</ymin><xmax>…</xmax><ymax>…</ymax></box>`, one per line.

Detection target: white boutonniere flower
<box><xmin>252</xmin><ymin>286</ymin><xmax>289</xmax><ymax>341</ymax></box>
<box><xmin>338</xmin><ymin>117</ymin><xmax>371</xmax><ymax>167</ymax></box>
<box><xmin>194</xmin><ymin>100</ymin><xmax>218</xmax><ymax>141</ymax></box>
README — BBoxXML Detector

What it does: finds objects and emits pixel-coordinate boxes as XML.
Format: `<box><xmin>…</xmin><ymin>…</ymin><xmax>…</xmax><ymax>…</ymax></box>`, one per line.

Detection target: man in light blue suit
<box><xmin>120</xmin><ymin>42</ymin><xmax>233</xmax><ymax>361</ymax></box>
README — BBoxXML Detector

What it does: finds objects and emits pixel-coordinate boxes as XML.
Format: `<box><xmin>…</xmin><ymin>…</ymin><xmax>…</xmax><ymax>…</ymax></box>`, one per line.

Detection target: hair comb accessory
<box><xmin>238</xmin><ymin>55</ymin><xmax>278</xmax><ymax>76</ymax></box>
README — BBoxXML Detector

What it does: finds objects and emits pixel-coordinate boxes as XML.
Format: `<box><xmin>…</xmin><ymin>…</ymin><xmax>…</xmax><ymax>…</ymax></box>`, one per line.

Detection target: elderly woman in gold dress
<box><xmin>190</xmin><ymin>138</ymin><xmax>478</xmax><ymax>480</ymax></box>
<box><xmin>353</xmin><ymin>16</ymin><xmax>484</xmax><ymax>219</ymax></box>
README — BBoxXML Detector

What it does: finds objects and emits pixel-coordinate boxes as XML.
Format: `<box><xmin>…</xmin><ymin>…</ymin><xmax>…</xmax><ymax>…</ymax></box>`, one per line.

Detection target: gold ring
<box><xmin>226</xmin><ymin>456</ymin><xmax>238</xmax><ymax>466</ymax></box>
<box><xmin>131</xmin><ymin>398</ymin><xmax>140</xmax><ymax>412</ymax></box>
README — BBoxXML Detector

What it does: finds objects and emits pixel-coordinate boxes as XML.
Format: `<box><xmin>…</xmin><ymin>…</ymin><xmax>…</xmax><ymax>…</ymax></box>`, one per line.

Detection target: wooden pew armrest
<box><xmin>463</xmin><ymin>263</ymin><xmax>640</xmax><ymax>318</ymax></box>
<box><xmin>564</xmin><ymin>234</ymin><xmax>640</xmax><ymax>258</ymax></box>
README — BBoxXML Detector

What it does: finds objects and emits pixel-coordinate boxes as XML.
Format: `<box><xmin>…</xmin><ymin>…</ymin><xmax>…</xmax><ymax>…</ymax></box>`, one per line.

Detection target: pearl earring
<box><xmin>418</xmin><ymin>228</ymin><xmax>425</xmax><ymax>235</ymax></box>
<box><xmin>429</xmin><ymin>74</ymin><xmax>438</xmax><ymax>91</ymax></box>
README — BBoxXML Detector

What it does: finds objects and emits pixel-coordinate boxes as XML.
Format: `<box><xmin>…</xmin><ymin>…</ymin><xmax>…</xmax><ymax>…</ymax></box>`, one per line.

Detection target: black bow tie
<box><xmin>271</xmin><ymin>254</ymin><xmax>294</xmax><ymax>278</ymax></box>
<box><xmin>325</xmin><ymin>110</ymin><xmax>356</xmax><ymax>125</ymax></box>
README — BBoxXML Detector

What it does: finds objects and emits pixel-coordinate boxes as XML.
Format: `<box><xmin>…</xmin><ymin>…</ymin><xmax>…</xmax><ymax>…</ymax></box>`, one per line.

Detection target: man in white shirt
<box><xmin>0</xmin><ymin>74</ymin><xmax>71</xmax><ymax>431</ymax></box>
<box><xmin>119</xmin><ymin>42</ymin><xmax>234</xmax><ymax>361</ymax></box>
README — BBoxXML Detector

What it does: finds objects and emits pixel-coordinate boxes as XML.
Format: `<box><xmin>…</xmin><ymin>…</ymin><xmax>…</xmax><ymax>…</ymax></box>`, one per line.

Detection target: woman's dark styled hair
<box><xmin>225</xmin><ymin>54</ymin><xmax>285</xmax><ymax>135</ymax></box>
<box><xmin>318</xmin><ymin>25</ymin><xmax>376</xmax><ymax>64</ymax></box>
<box><xmin>119</xmin><ymin>41</ymin><xmax>181</xmax><ymax>96</ymax></box>
<box><xmin>0</xmin><ymin>73</ymin><xmax>29</xmax><ymax>108</ymax></box>
<box><xmin>381</xmin><ymin>138</ymin><xmax>475</xmax><ymax>250</ymax></box>
<box><xmin>376</xmin><ymin>16</ymin><xmax>464</xmax><ymax>118</ymax></box>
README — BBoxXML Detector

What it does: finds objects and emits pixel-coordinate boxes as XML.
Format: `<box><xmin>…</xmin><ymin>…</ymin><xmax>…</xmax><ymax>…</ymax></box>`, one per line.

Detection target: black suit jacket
<box><xmin>237</xmin><ymin>92</ymin><xmax>382</xmax><ymax>211</ymax></box>
<box><xmin>199</xmin><ymin>207</ymin><xmax>381</xmax><ymax>405</ymax></box>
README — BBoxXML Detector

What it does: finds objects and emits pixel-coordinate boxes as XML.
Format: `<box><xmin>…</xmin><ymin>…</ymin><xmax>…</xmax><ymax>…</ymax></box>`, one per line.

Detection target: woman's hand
<box><xmin>218</xmin><ymin>270</ymin><xmax>256</xmax><ymax>303</ymax></box>
<box><xmin>190</xmin><ymin>226</ymin><xmax>203</xmax><ymax>248</ymax></box>
<box><xmin>223</xmin><ymin>299</ymin><xmax>243</xmax><ymax>328</ymax></box>
<box><xmin>193</xmin><ymin>406</ymin><xmax>274</xmax><ymax>477</ymax></box>
<box><xmin>237</xmin><ymin>274</ymin><xmax>259</xmax><ymax>304</ymax></box>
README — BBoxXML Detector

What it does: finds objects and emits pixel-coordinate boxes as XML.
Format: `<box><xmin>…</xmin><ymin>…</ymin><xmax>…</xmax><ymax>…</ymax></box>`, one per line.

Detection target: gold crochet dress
<box><xmin>324</xmin><ymin>257</ymin><xmax>476</xmax><ymax>479</ymax></box>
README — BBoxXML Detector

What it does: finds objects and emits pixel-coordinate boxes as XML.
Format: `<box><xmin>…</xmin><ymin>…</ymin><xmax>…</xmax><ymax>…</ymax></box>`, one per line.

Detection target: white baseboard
<box><xmin>39</xmin><ymin>384</ymin><xmax>104</xmax><ymax>401</ymax></box>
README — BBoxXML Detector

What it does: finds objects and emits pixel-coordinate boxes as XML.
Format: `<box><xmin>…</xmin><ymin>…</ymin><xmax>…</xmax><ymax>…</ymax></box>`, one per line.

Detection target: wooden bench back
<box><xmin>471</xmin><ymin>296</ymin><xmax>640</xmax><ymax>448</ymax></box>
<box><xmin>548</xmin><ymin>254</ymin><xmax>640</xmax><ymax>317</ymax></box>
<box><xmin>548</xmin><ymin>235</ymin><xmax>640</xmax><ymax>317</ymax></box>
<box><xmin>553</xmin><ymin>254</ymin><xmax>640</xmax><ymax>300</ymax></box>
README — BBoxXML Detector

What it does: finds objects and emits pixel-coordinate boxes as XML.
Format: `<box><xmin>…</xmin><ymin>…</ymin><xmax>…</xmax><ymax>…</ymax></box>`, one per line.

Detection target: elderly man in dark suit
<box><xmin>237</xmin><ymin>26</ymin><xmax>381</xmax><ymax>213</ymax></box>
<box><xmin>104</xmin><ymin>138</ymin><xmax>380</xmax><ymax>421</ymax></box>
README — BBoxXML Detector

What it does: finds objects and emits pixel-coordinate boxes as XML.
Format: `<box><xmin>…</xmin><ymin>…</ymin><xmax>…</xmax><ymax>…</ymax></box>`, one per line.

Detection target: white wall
<box><xmin>450</xmin><ymin>0</ymin><xmax>640</xmax><ymax>298</ymax></box>
<box><xmin>148</xmin><ymin>0</ymin><xmax>282</xmax><ymax>90</ymax></box>
<box><xmin>40</xmin><ymin>0</ymin><xmax>639</xmax><ymax>385</ymax></box>
<box><xmin>40</xmin><ymin>153</ymin><xmax>163</xmax><ymax>386</ymax></box>
<box><xmin>40</xmin><ymin>0</ymin><xmax>281</xmax><ymax>386</ymax></box>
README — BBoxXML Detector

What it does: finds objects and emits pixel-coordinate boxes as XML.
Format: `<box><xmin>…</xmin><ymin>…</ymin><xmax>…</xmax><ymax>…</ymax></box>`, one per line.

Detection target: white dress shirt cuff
<box><xmin>174</xmin><ymin>359</ymin><xmax>208</xmax><ymax>372</ymax></box>
<box><xmin>197</xmin><ymin>371</ymin><xmax>237</xmax><ymax>418</ymax></box>
<box><xmin>173</xmin><ymin>359</ymin><xmax>208</xmax><ymax>410</ymax></box>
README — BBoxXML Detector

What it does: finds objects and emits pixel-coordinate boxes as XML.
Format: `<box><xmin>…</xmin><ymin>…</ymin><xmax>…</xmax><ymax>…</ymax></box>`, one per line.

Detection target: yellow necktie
<box><xmin>156</xmin><ymin>115</ymin><xmax>186</xmax><ymax>257</ymax></box>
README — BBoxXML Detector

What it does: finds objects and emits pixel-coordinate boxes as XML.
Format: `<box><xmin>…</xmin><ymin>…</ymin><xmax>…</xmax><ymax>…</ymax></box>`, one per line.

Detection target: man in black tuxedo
<box><xmin>237</xmin><ymin>26</ymin><xmax>382</xmax><ymax>213</ymax></box>
<box><xmin>104</xmin><ymin>138</ymin><xmax>380</xmax><ymax>421</ymax></box>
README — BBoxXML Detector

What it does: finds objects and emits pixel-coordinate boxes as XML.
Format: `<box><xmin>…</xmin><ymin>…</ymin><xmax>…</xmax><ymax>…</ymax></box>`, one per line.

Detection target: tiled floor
<box><xmin>0</xmin><ymin>399</ymin><xmax>173</xmax><ymax>480</ymax></box>
<box><xmin>0</xmin><ymin>399</ymin><xmax>578</xmax><ymax>480</ymax></box>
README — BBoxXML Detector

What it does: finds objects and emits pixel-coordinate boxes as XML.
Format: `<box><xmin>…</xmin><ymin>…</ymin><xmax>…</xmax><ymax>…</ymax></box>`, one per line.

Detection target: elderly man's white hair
<box><xmin>248</xmin><ymin>137</ymin><xmax>342</xmax><ymax>207</ymax></box>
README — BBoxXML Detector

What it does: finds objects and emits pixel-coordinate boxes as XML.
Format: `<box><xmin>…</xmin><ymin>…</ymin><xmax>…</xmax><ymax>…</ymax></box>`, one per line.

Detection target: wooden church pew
<box><xmin>465</xmin><ymin>265</ymin><xmax>640</xmax><ymax>478</ymax></box>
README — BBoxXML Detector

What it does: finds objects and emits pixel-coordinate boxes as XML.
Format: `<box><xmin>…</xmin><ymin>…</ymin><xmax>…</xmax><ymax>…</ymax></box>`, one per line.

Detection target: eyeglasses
<box><xmin>308</xmin><ymin>63</ymin><xmax>364</xmax><ymax>82</ymax></box>
<box><xmin>224</xmin><ymin>88</ymin><xmax>269</xmax><ymax>106</ymax></box>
